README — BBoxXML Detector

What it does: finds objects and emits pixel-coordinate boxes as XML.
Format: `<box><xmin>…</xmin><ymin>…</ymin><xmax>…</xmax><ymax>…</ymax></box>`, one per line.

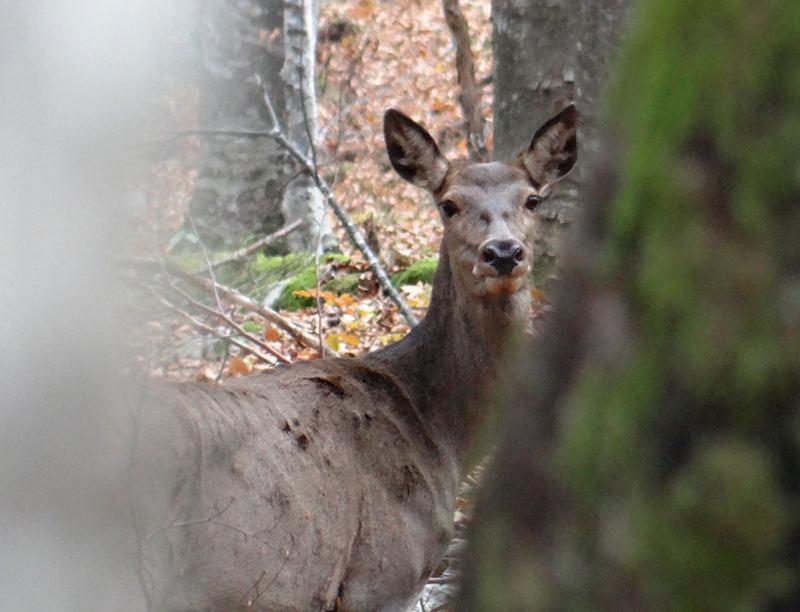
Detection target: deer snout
<box><xmin>482</xmin><ymin>239</ymin><xmax>526</xmax><ymax>277</ymax></box>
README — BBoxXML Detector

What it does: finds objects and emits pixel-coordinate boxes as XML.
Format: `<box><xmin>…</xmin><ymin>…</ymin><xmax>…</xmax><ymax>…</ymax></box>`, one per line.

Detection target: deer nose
<box><xmin>482</xmin><ymin>239</ymin><xmax>525</xmax><ymax>276</ymax></box>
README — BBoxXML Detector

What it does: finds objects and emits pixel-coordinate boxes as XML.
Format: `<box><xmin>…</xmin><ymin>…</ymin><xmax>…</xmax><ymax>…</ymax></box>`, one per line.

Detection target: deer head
<box><xmin>384</xmin><ymin>105</ymin><xmax>578</xmax><ymax>300</ymax></box>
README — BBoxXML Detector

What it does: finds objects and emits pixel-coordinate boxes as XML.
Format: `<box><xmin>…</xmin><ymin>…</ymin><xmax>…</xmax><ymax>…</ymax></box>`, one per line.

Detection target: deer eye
<box><xmin>525</xmin><ymin>194</ymin><xmax>543</xmax><ymax>211</ymax></box>
<box><xmin>439</xmin><ymin>199</ymin><xmax>459</xmax><ymax>218</ymax></box>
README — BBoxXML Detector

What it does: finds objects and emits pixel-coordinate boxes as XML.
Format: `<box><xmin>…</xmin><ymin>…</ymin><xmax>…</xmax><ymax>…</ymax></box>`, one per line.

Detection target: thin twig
<box><xmin>442</xmin><ymin>0</ymin><xmax>488</xmax><ymax>162</ymax></box>
<box><xmin>167</xmin><ymin>283</ymin><xmax>291</xmax><ymax>364</ymax></box>
<box><xmin>237</xmin><ymin>533</ymin><xmax>295</xmax><ymax>608</ymax></box>
<box><xmin>197</xmin><ymin>218</ymin><xmax>306</xmax><ymax>271</ymax></box>
<box><xmin>154</xmin><ymin>122</ymin><xmax>420</xmax><ymax>325</ymax></box>
<box><xmin>311</xmin><ymin>231</ymin><xmax>326</xmax><ymax>356</ymax></box>
<box><xmin>129</xmin><ymin>256</ymin><xmax>338</xmax><ymax>356</ymax></box>
<box><xmin>146</xmin><ymin>498</ymin><xmax>236</xmax><ymax>540</ymax></box>
<box><xmin>296</xmin><ymin>62</ymin><xmax>333</xmax><ymax>356</ymax></box>
<box><xmin>143</xmin><ymin>284</ymin><xmax>278</xmax><ymax>365</ymax></box>
<box><xmin>215</xmin><ymin>339</ymin><xmax>231</xmax><ymax>385</ymax></box>
<box><xmin>187</xmin><ymin>214</ymin><xmax>223</xmax><ymax>310</ymax></box>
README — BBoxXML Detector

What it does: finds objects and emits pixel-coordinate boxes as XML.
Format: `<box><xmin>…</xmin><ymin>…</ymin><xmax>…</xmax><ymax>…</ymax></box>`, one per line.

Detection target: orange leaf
<box><xmin>336</xmin><ymin>293</ymin><xmax>358</xmax><ymax>306</ymax></box>
<box><xmin>228</xmin><ymin>357</ymin><xmax>251</xmax><ymax>377</ymax></box>
<box><xmin>350</xmin><ymin>0</ymin><xmax>375</xmax><ymax>19</ymax></box>
<box><xmin>264</xmin><ymin>325</ymin><xmax>281</xmax><ymax>342</ymax></box>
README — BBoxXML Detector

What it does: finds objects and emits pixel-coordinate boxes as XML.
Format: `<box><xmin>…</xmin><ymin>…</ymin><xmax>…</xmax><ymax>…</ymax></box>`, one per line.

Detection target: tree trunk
<box><xmin>280</xmin><ymin>0</ymin><xmax>335</xmax><ymax>252</ymax></box>
<box><xmin>190</xmin><ymin>0</ymin><xmax>333</xmax><ymax>252</ymax></box>
<box><xmin>188</xmin><ymin>0</ymin><xmax>287</xmax><ymax>248</ymax></box>
<box><xmin>462</xmin><ymin>0</ymin><xmax>800</xmax><ymax>610</ymax></box>
<box><xmin>491</xmin><ymin>0</ymin><xmax>631</xmax><ymax>285</ymax></box>
<box><xmin>442</xmin><ymin>0</ymin><xmax>490</xmax><ymax>162</ymax></box>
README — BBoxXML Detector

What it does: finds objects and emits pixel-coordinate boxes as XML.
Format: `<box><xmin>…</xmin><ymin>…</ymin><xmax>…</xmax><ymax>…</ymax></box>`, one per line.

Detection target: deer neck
<box><xmin>361</xmin><ymin>241</ymin><xmax>529</xmax><ymax>465</ymax></box>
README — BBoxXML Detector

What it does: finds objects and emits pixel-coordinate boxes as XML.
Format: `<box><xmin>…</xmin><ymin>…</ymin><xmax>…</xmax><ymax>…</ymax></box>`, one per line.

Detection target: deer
<box><xmin>129</xmin><ymin>104</ymin><xmax>578</xmax><ymax>612</ymax></box>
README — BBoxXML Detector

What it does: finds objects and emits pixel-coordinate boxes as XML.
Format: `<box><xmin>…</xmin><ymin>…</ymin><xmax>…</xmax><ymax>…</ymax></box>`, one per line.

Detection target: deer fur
<box><xmin>130</xmin><ymin>104</ymin><xmax>578</xmax><ymax>612</ymax></box>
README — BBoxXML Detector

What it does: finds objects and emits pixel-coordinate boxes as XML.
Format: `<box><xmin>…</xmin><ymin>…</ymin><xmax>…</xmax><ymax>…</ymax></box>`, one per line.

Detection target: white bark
<box><xmin>280</xmin><ymin>0</ymin><xmax>334</xmax><ymax>252</ymax></box>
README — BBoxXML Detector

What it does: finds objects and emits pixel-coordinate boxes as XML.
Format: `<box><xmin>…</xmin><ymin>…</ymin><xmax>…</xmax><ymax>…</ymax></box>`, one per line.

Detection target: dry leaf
<box><xmin>340</xmin><ymin>333</ymin><xmax>360</xmax><ymax>346</ymax></box>
<box><xmin>326</xmin><ymin>333</ymin><xmax>341</xmax><ymax>351</ymax></box>
<box><xmin>295</xmin><ymin>348</ymin><xmax>322</xmax><ymax>361</ymax></box>
<box><xmin>264</xmin><ymin>325</ymin><xmax>281</xmax><ymax>341</ymax></box>
<box><xmin>228</xmin><ymin>357</ymin><xmax>252</xmax><ymax>377</ymax></box>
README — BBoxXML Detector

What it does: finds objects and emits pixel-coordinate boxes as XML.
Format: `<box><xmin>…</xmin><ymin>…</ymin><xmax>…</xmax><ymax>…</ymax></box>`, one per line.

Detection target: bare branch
<box><xmin>442</xmin><ymin>0</ymin><xmax>489</xmax><ymax>162</ymax></box>
<box><xmin>197</xmin><ymin>218</ymin><xmax>306</xmax><ymax>271</ymax></box>
<box><xmin>143</xmin><ymin>284</ymin><xmax>279</xmax><ymax>365</ymax></box>
<box><xmin>166</xmin><ymin>283</ymin><xmax>292</xmax><ymax>364</ymax></box>
<box><xmin>143</xmin><ymin>257</ymin><xmax>339</xmax><ymax>357</ymax></box>
<box><xmin>152</xmin><ymin>119</ymin><xmax>422</xmax><ymax>327</ymax></box>
<box><xmin>187</xmin><ymin>214</ymin><xmax>223</xmax><ymax>310</ymax></box>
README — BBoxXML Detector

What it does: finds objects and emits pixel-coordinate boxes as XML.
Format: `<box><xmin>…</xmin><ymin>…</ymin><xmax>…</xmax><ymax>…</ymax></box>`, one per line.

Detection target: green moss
<box><xmin>266</xmin><ymin>253</ymin><xmax>356</xmax><ymax>310</ymax></box>
<box><xmin>636</xmin><ymin>440</ymin><xmax>790</xmax><ymax>611</ymax></box>
<box><xmin>550</xmin><ymin>0</ymin><xmax>800</xmax><ymax>608</ymax></box>
<box><xmin>323</xmin><ymin>272</ymin><xmax>362</xmax><ymax>296</ymax></box>
<box><xmin>276</xmin><ymin>265</ymin><xmax>318</xmax><ymax>310</ymax></box>
<box><xmin>391</xmin><ymin>257</ymin><xmax>438</xmax><ymax>287</ymax></box>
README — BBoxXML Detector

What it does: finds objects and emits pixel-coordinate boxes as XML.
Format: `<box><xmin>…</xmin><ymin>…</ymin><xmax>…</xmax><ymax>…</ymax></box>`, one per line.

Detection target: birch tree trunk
<box><xmin>280</xmin><ymin>0</ymin><xmax>335</xmax><ymax>253</ymax></box>
<box><xmin>492</xmin><ymin>0</ymin><xmax>631</xmax><ymax>285</ymax></box>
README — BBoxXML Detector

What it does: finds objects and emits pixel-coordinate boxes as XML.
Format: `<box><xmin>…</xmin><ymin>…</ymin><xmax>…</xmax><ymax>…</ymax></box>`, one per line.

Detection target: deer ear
<box><xmin>384</xmin><ymin>109</ymin><xmax>449</xmax><ymax>193</ymax></box>
<box><xmin>520</xmin><ymin>104</ymin><xmax>579</xmax><ymax>189</ymax></box>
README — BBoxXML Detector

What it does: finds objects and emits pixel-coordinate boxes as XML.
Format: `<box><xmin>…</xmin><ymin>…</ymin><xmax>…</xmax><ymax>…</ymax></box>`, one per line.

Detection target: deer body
<box><xmin>131</xmin><ymin>106</ymin><xmax>577</xmax><ymax>612</ymax></box>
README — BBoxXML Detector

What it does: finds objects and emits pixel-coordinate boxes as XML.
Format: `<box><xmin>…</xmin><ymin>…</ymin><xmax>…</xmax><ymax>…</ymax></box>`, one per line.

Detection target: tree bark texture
<box><xmin>462</xmin><ymin>0</ymin><xmax>800</xmax><ymax>610</ymax></box>
<box><xmin>492</xmin><ymin>0</ymin><xmax>631</xmax><ymax>284</ymax></box>
<box><xmin>190</xmin><ymin>0</ymin><xmax>285</xmax><ymax>247</ymax></box>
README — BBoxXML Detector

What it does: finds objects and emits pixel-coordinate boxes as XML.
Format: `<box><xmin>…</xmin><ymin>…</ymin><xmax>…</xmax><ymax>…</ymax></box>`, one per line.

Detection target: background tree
<box><xmin>189</xmin><ymin>0</ymin><xmax>333</xmax><ymax>252</ymax></box>
<box><xmin>462</xmin><ymin>0</ymin><xmax>800</xmax><ymax>610</ymax></box>
<box><xmin>492</xmin><ymin>0</ymin><xmax>631</xmax><ymax>284</ymax></box>
<box><xmin>279</xmin><ymin>0</ymin><xmax>334</xmax><ymax>253</ymax></box>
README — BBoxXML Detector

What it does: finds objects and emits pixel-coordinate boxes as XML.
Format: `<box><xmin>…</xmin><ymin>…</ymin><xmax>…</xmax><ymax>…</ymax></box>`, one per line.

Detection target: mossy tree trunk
<box><xmin>462</xmin><ymin>0</ymin><xmax>800</xmax><ymax>610</ymax></box>
<box><xmin>492</xmin><ymin>0</ymin><xmax>631</xmax><ymax>286</ymax></box>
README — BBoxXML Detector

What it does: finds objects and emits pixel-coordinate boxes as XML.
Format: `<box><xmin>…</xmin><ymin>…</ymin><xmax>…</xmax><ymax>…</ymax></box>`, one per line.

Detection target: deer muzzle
<box><xmin>481</xmin><ymin>239</ymin><xmax>526</xmax><ymax>277</ymax></box>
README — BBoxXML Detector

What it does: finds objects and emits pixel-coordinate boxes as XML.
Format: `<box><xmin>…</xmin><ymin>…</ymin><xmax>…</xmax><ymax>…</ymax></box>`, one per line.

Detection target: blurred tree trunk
<box><xmin>492</xmin><ymin>0</ymin><xmax>631</xmax><ymax>285</ymax></box>
<box><xmin>189</xmin><ymin>0</ymin><xmax>333</xmax><ymax>252</ymax></box>
<box><xmin>462</xmin><ymin>0</ymin><xmax>800</xmax><ymax>610</ymax></box>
